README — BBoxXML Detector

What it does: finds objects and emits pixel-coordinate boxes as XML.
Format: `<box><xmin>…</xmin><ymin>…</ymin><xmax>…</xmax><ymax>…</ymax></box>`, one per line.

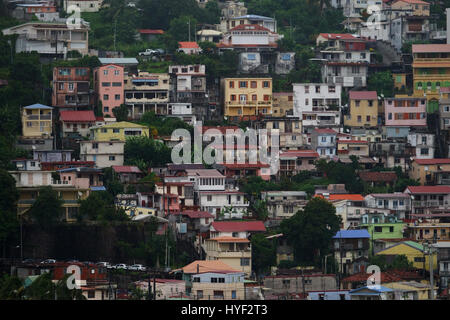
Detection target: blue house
<box><xmin>349</xmin><ymin>285</ymin><xmax>394</xmax><ymax>300</ymax></box>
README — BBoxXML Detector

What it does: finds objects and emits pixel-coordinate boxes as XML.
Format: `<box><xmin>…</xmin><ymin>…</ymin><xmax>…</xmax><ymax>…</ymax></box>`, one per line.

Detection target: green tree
<box><xmin>0</xmin><ymin>169</ymin><xmax>19</xmax><ymax>258</ymax></box>
<box><xmin>251</xmin><ymin>233</ymin><xmax>276</xmax><ymax>277</ymax></box>
<box><xmin>280</xmin><ymin>197</ymin><xmax>341</xmax><ymax>265</ymax></box>
<box><xmin>103</xmin><ymin>167</ymin><xmax>124</xmax><ymax>197</ymax></box>
<box><xmin>124</xmin><ymin>136</ymin><xmax>172</xmax><ymax>168</ymax></box>
<box><xmin>28</xmin><ymin>186</ymin><xmax>63</xmax><ymax>229</ymax></box>
<box><xmin>78</xmin><ymin>190</ymin><xmax>128</xmax><ymax>221</ymax></box>
<box><xmin>0</xmin><ymin>274</ymin><xmax>23</xmax><ymax>300</ymax></box>
<box><xmin>367</xmin><ymin>71</ymin><xmax>394</xmax><ymax>98</ymax></box>
<box><xmin>112</xmin><ymin>103</ymin><xmax>129</xmax><ymax>121</ymax></box>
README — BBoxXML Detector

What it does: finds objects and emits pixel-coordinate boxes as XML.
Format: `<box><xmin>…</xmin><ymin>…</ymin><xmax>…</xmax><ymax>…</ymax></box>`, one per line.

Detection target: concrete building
<box><xmin>345</xmin><ymin>91</ymin><xmax>379</xmax><ymax>128</ymax></box>
<box><xmin>94</xmin><ymin>64</ymin><xmax>124</xmax><ymax>117</ymax></box>
<box><xmin>59</xmin><ymin>110</ymin><xmax>96</xmax><ymax>139</ymax></box>
<box><xmin>272</xmin><ymin>92</ymin><xmax>293</xmax><ymax>117</ymax></box>
<box><xmin>384</xmin><ymin>98</ymin><xmax>427</xmax><ymax>136</ymax></box>
<box><xmin>333</xmin><ymin>230</ymin><xmax>370</xmax><ymax>275</ymax></box>
<box><xmin>63</xmin><ymin>0</ymin><xmax>102</xmax><ymax>12</ymax></box>
<box><xmin>21</xmin><ymin>103</ymin><xmax>53</xmax><ymax>139</ymax></box>
<box><xmin>310</xmin><ymin>128</ymin><xmax>338</xmax><ymax>158</ymax></box>
<box><xmin>89</xmin><ymin>121</ymin><xmax>149</xmax><ymax>142</ymax></box>
<box><xmin>52</xmin><ymin>67</ymin><xmax>92</xmax><ymax>110</ymax></box>
<box><xmin>80</xmin><ymin>140</ymin><xmax>125</xmax><ymax>168</ymax></box>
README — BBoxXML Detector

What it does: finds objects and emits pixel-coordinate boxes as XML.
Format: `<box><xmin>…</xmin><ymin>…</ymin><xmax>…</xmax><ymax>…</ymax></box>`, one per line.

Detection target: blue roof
<box><xmin>349</xmin><ymin>286</ymin><xmax>393</xmax><ymax>295</ymax></box>
<box><xmin>24</xmin><ymin>103</ymin><xmax>53</xmax><ymax>110</ymax></box>
<box><xmin>99</xmin><ymin>58</ymin><xmax>138</xmax><ymax>65</ymax></box>
<box><xmin>333</xmin><ymin>229</ymin><xmax>370</xmax><ymax>239</ymax></box>
<box><xmin>91</xmin><ymin>186</ymin><xmax>106</xmax><ymax>191</ymax></box>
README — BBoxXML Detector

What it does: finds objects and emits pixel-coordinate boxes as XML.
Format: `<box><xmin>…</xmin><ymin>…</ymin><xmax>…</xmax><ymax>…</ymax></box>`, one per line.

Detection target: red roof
<box><xmin>406</xmin><ymin>185</ymin><xmax>450</xmax><ymax>194</ymax></box>
<box><xmin>230</xmin><ymin>24</ymin><xmax>272</xmax><ymax>33</ymax></box>
<box><xmin>313</xmin><ymin>128</ymin><xmax>337</xmax><ymax>134</ymax></box>
<box><xmin>280</xmin><ymin>150</ymin><xmax>319</xmax><ymax>159</ymax></box>
<box><xmin>211</xmin><ymin>221</ymin><xmax>266</xmax><ymax>233</ymax></box>
<box><xmin>178</xmin><ymin>42</ymin><xmax>200</xmax><ymax>49</ymax></box>
<box><xmin>359</xmin><ymin>171</ymin><xmax>398</xmax><ymax>182</ymax></box>
<box><xmin>349</xmin><ymin>91</ymin><xmax>377</xmax><ymax>100</ymax></box>
<box><xmin>338</xmin><ymin>140</ymin><xmax>368</xmax><ymax>144</ymax></box>
<box><xmin>414</xmin><ymin>158</ymin><xmax>450</xmax><ymax>165</ymax></box>
<box><xmin>139</xmin><ymin>29</ymin><xmax>164</xmax><ymax>34</ymax></box>
<box><xmin>393</xmin><ymin>0</ymin><xmax>430</xmax><ymax>5</ymax></box>
<box><xmin>60</xmin><ymin>110</ymin><xmax>96</xmax><ymax>122</ymax></box>
<box><xmin>412</xmin><ymin>44</ymin><xmax>450</xmax><ymax>54</ymax></box>
<box><xmin>318</xmin><ymin>33</ymin><xmax>358</xmax><ymax>40</ymax></box>
<box><xmin>112</xmin><ymin>166</ymin><xmax>142</xmax><ymax>174</ymax></box>
<box><xmin>328</xmin><ymin>194</ymin><xmax>365</xmax><ymax>201</ymax></box>
<box><xmin>342</xmin><ymin>270</ymin><xmax>421</xmax><ymax>283</ymax></box>
<box><xmin>173</xmin><ymin>210</ymin><xmax>214</xmax><ymax>219</ymax></box>
<box><xmin>222</xmin><ymin>163</ymin><xmax>270</xmax><ymax>169</ymax></box>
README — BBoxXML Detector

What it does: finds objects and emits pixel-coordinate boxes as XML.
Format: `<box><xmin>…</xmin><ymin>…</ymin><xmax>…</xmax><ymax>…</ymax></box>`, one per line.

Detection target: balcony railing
<box><xmin>413</xmin><ymin>200</ymin><xmax>448</xmax><ymax>208</ymax></box>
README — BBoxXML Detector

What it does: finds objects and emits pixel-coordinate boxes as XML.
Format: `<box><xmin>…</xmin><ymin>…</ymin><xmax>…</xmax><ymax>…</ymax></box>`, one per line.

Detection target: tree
<box><xmin>0</xmin><ymin>169</ymin><xmax>19</xmax><ymax>258</ymax></box>
<box><xmin>103</xmin><ymin>167</ymin><xmax>124</xmax><ymax>197</ymax></box>
<box><xmin>280</xmin><ymin>197</ymin><xmax>341</xmax><ymax>265</ymax></box>
<box><xmin>367</xmin><ymin>71</ymin><xmax>394</xmax><ymax>98</ymax></box>
<box><xmin>124</xmin><ymin>136</ymin><xmax>172</xmax><ymax>168</ymax></box>
<box><xmin>0</xmin><ymin>274</ymin><xmax>23</xmax><ymax>300</ymax></box>
<box><xmin>78</xmin><ymin>190</ymin><xmax>128</xmax><ymax>221</ymax></box>
<box><xmin>112</xmin><ymin>103</ymin><xmax>129</xmax><ymax>121</ymax></box>
<box><xmin>167</xmin><ymin>15</ymin><xmax>198</xmax><ymax>42</ymax></box>
<box><xmin>28</xmin><ymin>186</ymin><xmax>63</xmax><ymax>229</ymax></box>
<box><xmin>251</xmin><ymin>233</ymin><xmax>276</xmax><ymax>277</ymax></box>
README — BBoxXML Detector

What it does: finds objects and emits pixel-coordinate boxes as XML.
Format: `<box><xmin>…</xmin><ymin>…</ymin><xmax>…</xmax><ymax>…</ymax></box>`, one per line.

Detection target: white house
<box><xmin>80</xmin><ymin>140</ymin><xmax>125</xmax><ymax>168</ymax></box>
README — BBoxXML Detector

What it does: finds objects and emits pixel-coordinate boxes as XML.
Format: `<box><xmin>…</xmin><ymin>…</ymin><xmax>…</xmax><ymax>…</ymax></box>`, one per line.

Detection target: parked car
<box><xmin>96</xmin><ymin>262</ymin><xmax>111</xmax><ymax>268</ymax></box>
<box><xmin>129</xmin><ymin>264</ymin><xmax>146</xmax><ymax>271</ymax></box>
<box><xmin>114</xmin><ymin>263</ymin><xmax>128</xmax><ymax>270</ymax></box>
<box><xmin>22</xmin><ymin>258</ymin><xmax>36</xmax><ymax>264</ymax></box>
<box><xmin>40</xmin><ymin>259</ymin><xmax>56</xmax><ymax>264</ymax></box>
<box><xmin>138</xmin><ymin>49</ymin><xmax>158</xmax><ymax>56</ymax></box>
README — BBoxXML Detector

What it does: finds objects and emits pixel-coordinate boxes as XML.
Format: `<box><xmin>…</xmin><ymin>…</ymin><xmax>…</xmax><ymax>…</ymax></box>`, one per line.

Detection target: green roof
<box><xmin>404</xmin><ymin>241</ymin><xmax>424</xmax><ymax>252</ymax></box>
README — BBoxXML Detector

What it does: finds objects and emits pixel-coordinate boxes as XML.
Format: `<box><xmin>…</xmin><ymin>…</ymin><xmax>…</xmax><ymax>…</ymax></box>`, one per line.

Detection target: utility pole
<box><xmin>188</xmin><ymin>19</ymin><xmax>191</xmax><ymax>42</ymax></box>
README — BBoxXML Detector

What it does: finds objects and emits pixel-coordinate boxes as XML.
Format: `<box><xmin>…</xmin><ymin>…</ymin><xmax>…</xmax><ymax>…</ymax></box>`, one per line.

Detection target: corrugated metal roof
<box><xmin>24</xmin><ymin>103</ymin><xmax>53</xmax><ymax>110</ymax></box>
<box><xmin>98</xmin><ymin>58</ymin><xmax>138</xmax><ymax>65</ymax></box>
<box><xmin>333</xmin><ymin>230</ymin><xmax>370</xmax><ymax>239</ymax></box>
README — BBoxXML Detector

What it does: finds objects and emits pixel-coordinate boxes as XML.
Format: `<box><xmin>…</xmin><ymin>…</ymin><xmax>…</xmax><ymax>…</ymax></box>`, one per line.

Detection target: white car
<box><xmin>114</xmin><ymin>263</ymin><xmax>128</xmax><ymax>270</ymax></box>
<box><xmin>138</xmin><ymin>49</ymin><xmax>158</xmax><ymax>56</ymax></box>
<box><xmin>129</xmin><ymin>264</ymin><xmax>146</xmax><ymax>271</ymax></box>
<box><xmin>96</xmin><ymin>262</ymin><xmax>111</xmax><ymax>268</ymax></box>
<box><xmin>40</xmin><ymin>259</ymin><xmax>56</xmax><ymax>264</ymax></box>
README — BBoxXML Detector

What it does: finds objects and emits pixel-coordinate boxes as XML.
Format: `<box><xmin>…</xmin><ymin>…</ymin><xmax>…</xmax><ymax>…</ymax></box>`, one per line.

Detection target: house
<box><xmin>124</xmin><ymin>72</ymin><xmax>170</xmax><ymax>120</ymax></box>
<box><xmin>2</xmin><ymin>22</ymin><xmax>89</xmax><ymax>58</ymax></box>
<box><xmin>261</xmin><ymin>191</ymin><xmax>308</xmax><ymax>225</ymax></box>
<box><xmin>227</xmin><ymin>14</ymin><xmax>277</xmax><ymax>33</ymax></box>
<box><xmin>11</xmin><ymin>2</ymin><xmax>58</xmax><ymax>22</ymax></box>
<box><xmin>384</xmin><ymin>281</ymin><xmax>435</xmax><ymax>300</ymax></box>
<box><xmin>21</xmin><ymin>104</ymin><xmax>53</xmax><ymax>141</ymax></box>
<box><xmin>52</xmin><ymin>67</ymin><xmax>92</xmax><ymax>110</ymax></box>
<box><xmin>80</xmin><ymin>140</ymin><xmax>125</xmax><ymax>168</ymax></box>
<box><xmin>217</xmin><ymin>2</ymin><xmax>248</xmax><ymax>33</ymax></box>
<box><xmin>33</xmin><ymin>150</ymin><xmax>73</xmax><ymax>163</ymax></box>
<box><xmin>376</xmin><ymin>241</ymin><xmax>437</xmax><ymax>272</ymax></box>
<box><xmin>317</xmin><ymin>33</ymin><xmax>371</xmax><ymax>88</ymax></box>
<box><xmin>308</xmin><ymin>290</ymin><xmax>350</xmax><ymax>300</ymax></box>
<box><xmin>412</xmin><ymin>44</ymin><xmax>450</xmax><ymax>106</ymax></box>
<box><xmin>263</xmin><ymin>274</ymin><xmax>338</xmax><ymax>298</ymax></box>
<box><xmin>260</xmin><ymin>117</ymin><xmax>303</xmax><ymax>150</ymax></box>
<box><xmin>204</xmin><ymin>236</ymin><xmax>252</xmax><ymax>276</ymax></box>
<box><xmin>407</xmin><ymin>132</ymin><xmax>435</xmax><ymax>159</ymax></box>
<box><xmin>409</xmin><ymin>159</ymin><xmax>450</xmax><ymax>185</ymax></box>
<box><xmin>341</xmin><ymin>270</ymin><xmax>424</xmax><ymax>290</ymax></box>
<box><xmin>210</xmin><ymin>221</ymin><xmax>266</xmax><ymax>239</ymax></box>
<box><xmin>349</xmin><ymin>286</ymin><xmax>395</xmax><ymax>300</ymax></box>
<box><xmin>63</xmin><ymin>0</ymin><xmax>102</xmax><ymax>12</ymax></box>
<box><xmin>337</xmin><ymin>139</ymin><xmax>369</xmax><ymax>157</ymax></box>
<box><xmin>197</xmin><ymin>29</ymin><xmax>223</xmax><ymax>43</ymax></box>
<box><xmin>12</xmin><ymin>159</ymin><xmax>41</xmax><ymax>171</ymax></box>
<box><xmin>272</xmin><ymin>92</ymin><xmax>293</xmax><ymax>117</ymax></box>
<box><xmin>407</xmin><ymin>222</ymin><xmax>450</xmax><ymax>241</ymax></box>
<box><xmin>134</xmin><ymin>279</ymin><xmax>186</xmax><ymax>300</ymax></box>
<box><xmin>345</xmin><ymin>91</ymin><xmax>379</xmax><ymax>128</ymax></box>
<box><xmin>178</xmin><ymin>42</ymin><xmax>202</xmax><ymax>55</ymax></box>
<box><xmin>40</xmin><ymin>161</ymin><xmax>95</xmax><ymax>171</ymax></box>
<box><xmin>90</xmin><ymin>121</ymin><xmax>149</xmax><ymax>141</ymax></box>
<box><xmin>59</xmin><ymin>110</ymin><xmax>96</xmax><ymax>139</ymax></box>
<box><xmin>174</xmin><ymin>260</ymin><xmax>245</xmax><ymax>300</ymax></box>
<box><xmin>364</xmin><ymin>193</ymin><xmax>411</xmax><ymax>220</ymax></box>
<box><xmin>404</xmin><ymin>185</ymin><xmax>450</xmax><ymax>220</ymax></box>
<box><xmin>384</xmin><ymin>98</ymin><xmax>427</xmax><ymax>138</ymax></box>
<box><xmin>94</xmin><ymin>64</ymin><xmax>125</xmax><ymax>117</ymax></box>
<box><xmin>275</xmin><ymin>52</ymin><xmax>296</xmax><ymax>75</ymax></box>
<box><xmin>168</xmin><ymin>65</ymin><xmax>208</xmax><ymax>119</ymax></box>
<box><xmin>138</xmin><ymin>29</ymin><xmax>165</xmax><ymax>42</ymax></box>
<box><xmin>57</xmin><ymin>166</ymin><xmax>103</xmax><ymax>188</ymax></box>
<box><xmin>432</xmin><ymin>241</ymin><xmax>450</xmax><ymax>297</ymax></box>
<box><xmin>215</xmin><ymin>163</ymin><xmax>271</xmax><ymax>184</ymax></box>
<box><xmin>278</xmin><ymin>150</ymin><xmax>319</xmax><ymax>178</ymax></box>
<box><xmin>369</xmin><ymin>139</ymin><xmax>415</xmax><ymax>171</ymax></box>
<box><xmin>333</xmin><ymin>230</ymin><xmax>370</xmax><ymax>275</ymax></box>
<box><xmin>217</xmin><ymin>24</ymin><xmax>282</xmax><ymax>52</ymax></box>
<box><xmin>197</xmin><ymin>189</ymin><xmax>249</xmax><ymax>219</ymax></box>
<box><xmin>169</xmin><ymin>210</ymin><xmax>214</xmax><ymax>238</ymax></box>
<box><xmin>292</xmin><ymin>83</ymin><xmax>342</xmax><ymax>133</ymax></box>
<box><xmin>155</xmin><ymin>180</ymin><xmax>195</xmax><ymax>208</ymax></box>
<box><xmin>238</xmin><ymin>52</ymin><xmax>268</xmax><ymax>74</ymax></box>
<box><xmin>327</xmin><ymin>194</ymin><xmax>367</xmax><ymax>229</ymax></box>
<box><xmin>359</xmin><ymin>171</ymin><xmax>398</xmax><ymax>187</ymax></box>
<box><xmin>111</xmin><ymin>165</ymin><xmax>143</xmax><ymax>184</ymax></box>
<box><xmin>222</xmin><ymin>77</ymin><xmax>272</xmax><ymax>119</ymax></box>
<box><xmin>98</xmin><ymin>58</ymin><xmax>138</xmax><ymax>74</ymax></box>
<box><xmin>310</xmin><ymin>128</ymin><xmax>337</xmax><ymax>158</ymax></box>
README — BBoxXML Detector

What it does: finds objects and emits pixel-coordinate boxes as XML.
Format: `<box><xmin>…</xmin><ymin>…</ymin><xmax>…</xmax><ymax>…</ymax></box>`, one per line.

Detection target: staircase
<box><xmin>374</xmin><ymin>40</ymin><xmax>402</xmax><ymax>66</ymax></box>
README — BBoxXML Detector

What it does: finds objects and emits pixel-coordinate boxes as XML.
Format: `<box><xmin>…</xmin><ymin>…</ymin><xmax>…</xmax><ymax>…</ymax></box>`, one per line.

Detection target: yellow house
<box><xmin>376</xmin><ymin>241</ymin><xmax>437</xmax><ymax>272</ymax></box>
<box><xmin>412</xmin><ymin>44</ymin><xmax>450</xmax><ymax>112</ymax></box>
<box><xmin>90</xmin><ymin>121</ymin><xmax>150</xmax><ymax>141</ymax></box>
<box><xmin>391</xmin><ymin>0</ymin><xmax>430</xmax><ymax>16</ymax></box>
<box><xmin>409</xmin><ymin>158</ymin><xmax>450</xmax><ymax>185</ymax></box>
<box><xmin>22</xmin><ymin>104</ymin><xmax>53</xmax><ymax>138</ymax></box>
<box><xmin>222</xmin><ymin>78</ymin><xmax>272</xmax><ymax>118</ymax></box>
<box><xmin>272</xmin><ymin>92</ymin><xmax>293</xmax><ymax>117</ymax></box>
<box><xmin>204</xmin><ymin>236</ymin><xmax>252</xmax><ymax>277</ymax></box>
<box><xmin>384</xmin><ymin>281</ymin><xmax>434</xmax><ymax>300</ymax></box>
<box><xmin>344</xmin><ymin>91</ymin><xmax>379</xmax><ymax>128</ymax></box>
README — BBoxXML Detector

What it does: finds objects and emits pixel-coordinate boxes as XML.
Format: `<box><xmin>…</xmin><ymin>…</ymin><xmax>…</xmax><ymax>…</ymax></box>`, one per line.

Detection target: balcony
<box><xmin>413</xmin><ymin>200</ymin><xmax>448</xmax><ymax>208</ymax></box>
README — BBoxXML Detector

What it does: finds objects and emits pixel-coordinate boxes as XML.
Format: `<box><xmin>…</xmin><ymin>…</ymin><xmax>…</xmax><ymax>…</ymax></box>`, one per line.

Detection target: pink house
<box><xmin>385</xmin><ymin>97</ymin><xmax>427</xmax><ymax>127</ymax></box>
<box><xmin>94</xmin><ymin>64</ymin><xmax>124</xmax><ymax>117</ymax></box>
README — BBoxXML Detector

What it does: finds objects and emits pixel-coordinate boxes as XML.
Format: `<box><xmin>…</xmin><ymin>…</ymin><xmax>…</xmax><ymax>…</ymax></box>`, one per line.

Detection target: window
<box><xmin>58</xmin><ymin>83</ymin><xmax>64</xmax><ymax>90</ymax></box>
<box><xmin>328</xmin><ymin>86</ymin><xmax>335</xmax><ymax>93</ymax></box>
<box><xmin>355</xmin><ymin>100</ymin><xmax>360</xmax><ymax>107</ymax></box>
<box><xmin>109</xmin><ymin>156</ymin><xmax>116</xmax><ymax>161</ymax></box>
<box><xmin>240</xmin><ymin>258</ymin><xmax>250</xmax><ymax>266</ymax></box>
<box><xmin>366</xmin><ymin>116</ymin><xmax>370</xmax><ymax>122</ymax></box>
<box><xmin>114</xmin><ymin>70</ymin><xmax>120</xmax><ymax>75</ymax></box>
<box><xmin>218</xmin><ymin>278</ymin><xmax>225</xmax><ymax>283</ymax></box>
<box><xmin>103</xmin><ymin>94</ymin><xmax>109</xmax><ymax>100</ymax></box>
<box><xmin>103</xmin><ymin>70</ymin><xmax>108</xmax><ymax>75</ymax></box>
<box><xmin>251</xmin><ymin>81</ymin><xmax>257</xmax><ymax>88</ymax></box>
<box><xmin>213</xmin><ymin>291</ymin><xmax>224</xmax><ymax>299</ymax></box>
<box><xmin>374</xmin><ymin>226</ymin><xmax>382</xmax><ymax>233</ymax></box>
<box><xmin>315</xmin><ymin>86</ymin><xmax>320</xmax><ymax>93</ymax></box>
<box><xmin>263</xmin><ymin>81</ymin><xmax>270</xmax><ymax>88</ymax></box>
<box><xmin>389</xmin><ymin>226</ymin><xmax>394</xmax><ymax>233</ymax></box>
<box><xmin>104</xmin><ymin>107</ymin><xmax>109</xmax><ymax>112</ymax></box>
<box><xmin>231</xmin><ymin>95</ymin><xmax>236</xmax><ymax>101</ymax></box>
<box><xmin>92</xmin><ymin>143</ymin><xmax>98</xmax><ymax>149</ymax></box>
<box><xmin>197</xmin><ymin>290</ymin><xmax>203</xmax><ymax>299</ymax></box>
<box><xmin>239</xmin><ymin>81</ymin><xmax>247</xmax><ymax>88</ymax></box>
<box><xmin>112</xmin><ymin>82</ymin><xmax>122</xmax><ymax>87</ymax></box>
<box><xmin>357</xmin><ymin>115</ymin><xmax>362</xmax><ymax>122</ymax></box>
<box><xmin>68</xmin><ymin>83</ymin><xmax>74</xmax><ymax>91</ymax></box>
<box><xmin>207</xmin><ymin>195</ymin><xmax>212</xmax><ymax>201</ymax></box>
<box><xmin>211</xmin><ymin>277</ymin><xmax>218</xmax><ymax>283</ymax></box>
<box><xmin>232</xmin><ymin>291</ymin><xmax>236</xmax><ymax>299</ymax></box>
<box><xmin>115</xmin><ymin>94</ymin><xmax>121</xmax><ymax>100</ymax></box>
<box><xmin>360</xmin><ymin>53</ymin><xmax>366</xmax><ymax>59</ymax></box>
<box><xmin>88</xmin><ymin>291</ymin><xmax>95</xmax><ymax>299</ymax></box>
<box><xmin>304</xmin><ymin>86</ymin><xmax>309</xmax><ymax>93</ymax></box>
<box><xmin>229</xmin><ymin>81</ymin><xmax>234</xmax><ymax>88</ymax></box>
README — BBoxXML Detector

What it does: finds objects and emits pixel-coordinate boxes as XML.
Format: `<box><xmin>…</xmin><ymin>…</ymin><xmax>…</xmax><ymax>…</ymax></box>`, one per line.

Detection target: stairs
<box><xmin>374</xmin><ymin>40</ymin><xmax>402</xmax><ymax>65</ymax></box>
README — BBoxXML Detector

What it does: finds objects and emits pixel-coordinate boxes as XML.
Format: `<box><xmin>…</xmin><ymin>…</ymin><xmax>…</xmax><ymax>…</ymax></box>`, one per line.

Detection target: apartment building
<box><xmin>204</xmin><ymin>237</ymin><xmax>252</xmax><ymax>276</ymax></box>
<box><xmin>222</xmin><ymin>77</ymin><xmax>273</xmax><ymax>119</ymax></box>
<box><xmin>384</xmin><ymin>98</ymin><xmax>427</xmax><ymax>137</ymax></box>
<box><xmin>263</xmin><ymin>117</ymin><xmax>303</xmax><ymax>150</ymax></box>
<box><xmin>365</xmin><ymin>193</ymin><xmax>411</xmax><ymax>220</ymax></box>
<box><xmin>407</xmin><ymin>132</ymin><xmax>435</xmax><ymax>160</ymax></box>
<box><xmin>278</xmin><ymin>150</ymin><xmax>319</xmax><ymax>177</ymax></box>
<box><xmin>333</xmin><ymin>230</ymin><xmax>370</xmax><ymax>275</ymax></box>
<box><xmin>409</xmin><ymin>158</ymin><xmax>450</xmax><ymax>185</ymax></box>
<box><xmin>59</xmin><ymin>110</ymin><xmax>96</xmax><ymax>139</ymax></box>
<box><xmin>405</xmin><ymin>185</ymin><xmax>450</xmax><ymax>220</ymax></box>
<box><xmin>52</xmin><ymin>67</ymin><xmax>92</xmax><ymax>110</ymax></box>
<box><xmin>345</xmin><ymin>91</ymin><xmax>379</xmax><ymax>128</ymax></box>
<box><xmin>21</xmin><ymin>103</ymin><xmax>53</xmax><ymax>139</ymax></box>
<box><xmin>89</xmin><ymin>121</ymin><xmax>149</xmax><ymax>141</ymax></box>
<box><xmin>311</xmin><ymin>128</ymin><xmax>338</xmax><ymax>158</ymax></box>
<box><xmin>79</xmin><ymin>140</ymin><xmax>125</xmax><ymax>168</ymax></box>
<box><xmin>94</xmin><ymin>64</ymin><xmax>124</xmax><ymax>117</ymax></box>
<box><xmin>2</xmin><ymin>22</ymin><xmax>89</xmax><ymax>58</ymax></box>
<box><xmin>217</xmin><ymin>24</ymin><xmax>281</xmax><ymax>52</ymax></box>
<box><xmin>261</xmin><ymin>191</ymin><xmax>308</xmax><ymax>225</ymax></box>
